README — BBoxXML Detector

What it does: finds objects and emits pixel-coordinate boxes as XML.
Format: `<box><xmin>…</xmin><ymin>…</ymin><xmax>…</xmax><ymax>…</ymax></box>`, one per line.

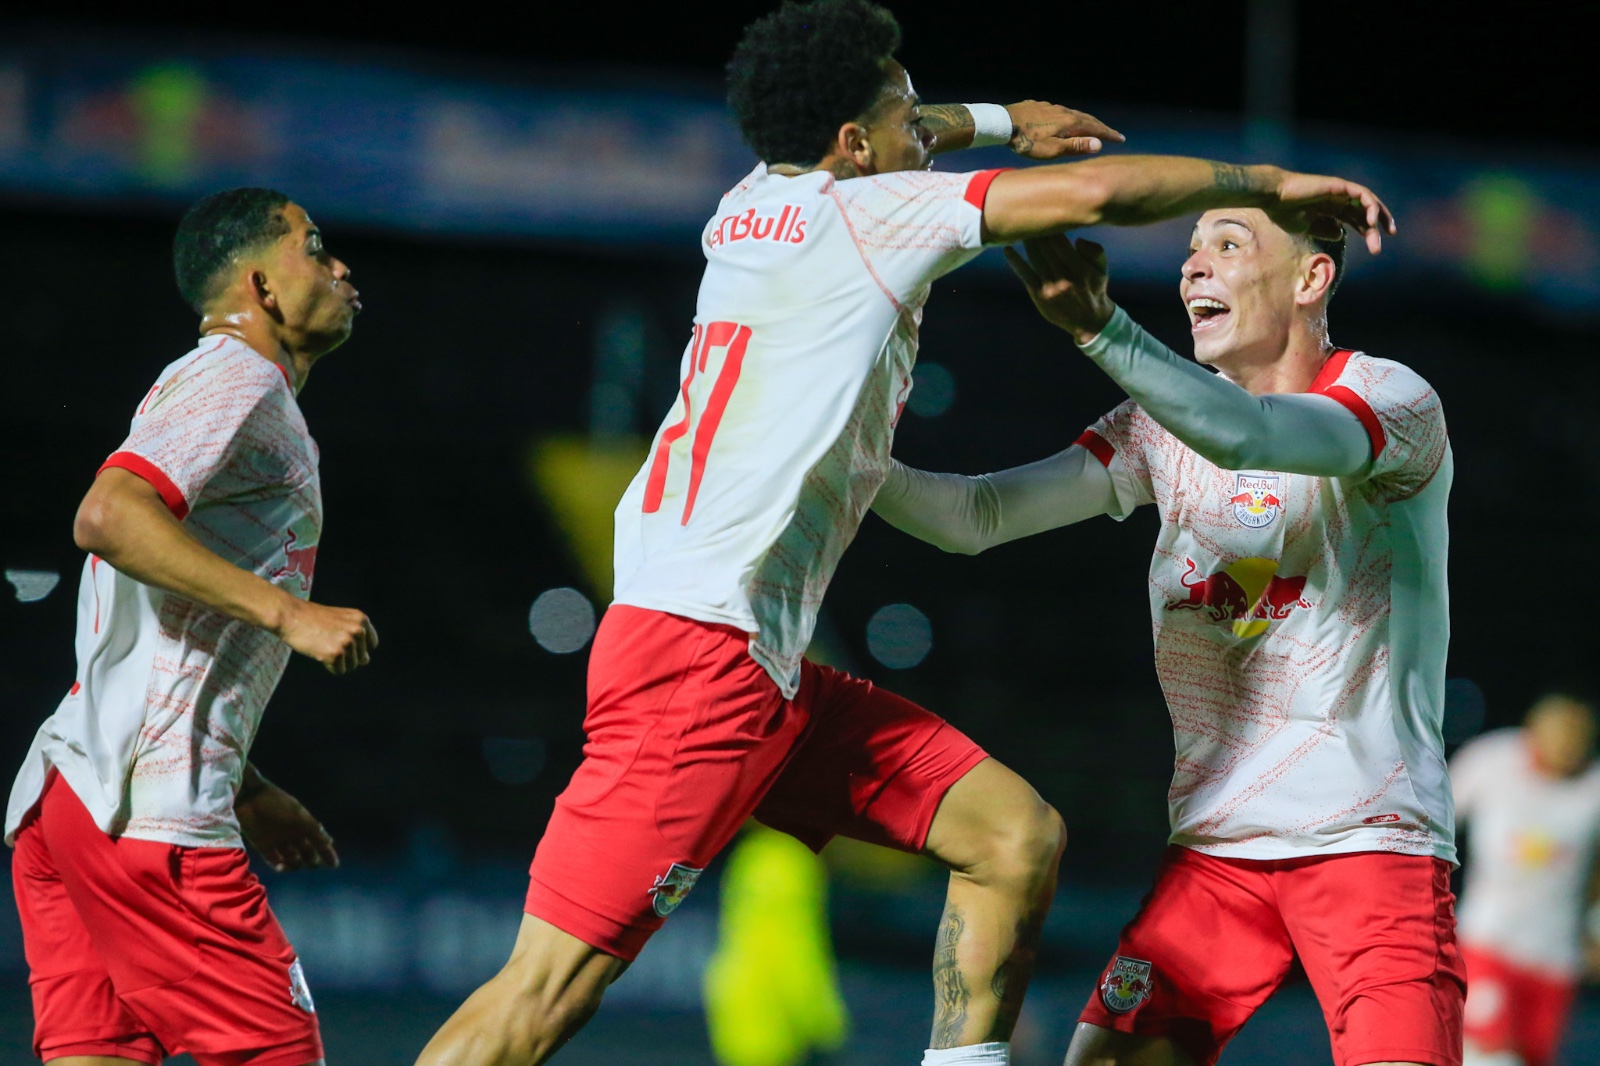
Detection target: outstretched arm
<box><xmin>1005</xmin><ymin>237</ymin><xmax>1372</xmax><ymax>477</ymax></box>
<box><xmin>983</xmin><ymin>158</ymin><xmax>1396</xmax><ymax>251</ymax></box>
<box><xmin>872</xmin><ymin>447</ymin><xmax>1118</xmax><ymax>555</ymax></box>
<box><xmin>921</xmin><ymin>101</ymin><xmax>1124</xmax><ymax>159</ymax></box>
<box><xmin>75</xmin><ymin>468</ymin><xmax>378</xmax><ymax>673</ymax></box>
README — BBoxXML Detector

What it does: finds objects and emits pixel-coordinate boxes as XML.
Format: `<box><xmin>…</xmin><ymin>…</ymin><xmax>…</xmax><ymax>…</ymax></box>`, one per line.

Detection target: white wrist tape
<box><xmin>965</xmin><ymin>103</ymin><xmax>1013</xmax><ymax>148</ymax></box>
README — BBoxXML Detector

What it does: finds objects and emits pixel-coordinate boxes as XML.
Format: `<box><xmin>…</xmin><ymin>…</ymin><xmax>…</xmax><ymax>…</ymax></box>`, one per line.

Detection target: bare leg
<box><xmin>1062</xmin><ymin>1023</ymin><xmax>1194</xmax><ymax>1066</ymax></box>
<box><xmin>414</xmin><ymin>914</ymin><xmax>627</xmax><ymax>1066</ymax></box>
<box><xmin>919</xmin><ymin>758</ymin><xmax>1068</xmax><ymax>1048</ymax></box>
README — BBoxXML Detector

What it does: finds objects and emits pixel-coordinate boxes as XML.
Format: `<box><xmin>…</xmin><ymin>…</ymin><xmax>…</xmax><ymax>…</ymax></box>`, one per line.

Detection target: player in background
<box><xmin>6</xmin><ymin>187</ymin><xmax>376</xmax><ymax>1066</ymax></box>
<box><xmin>414</xmin><ymin>4</ymin><xmax>1396</xmax><ymax>1066</ymax></box>
<box><xmin>874</xmin><ymin>213</ymin><xmax>1455</xmax><ymax>1066</ymax></box>
<box><xmin>1453</xmin><ymin>693</ymin><xmax>1600</xmax><ymax>1066</ymax></box>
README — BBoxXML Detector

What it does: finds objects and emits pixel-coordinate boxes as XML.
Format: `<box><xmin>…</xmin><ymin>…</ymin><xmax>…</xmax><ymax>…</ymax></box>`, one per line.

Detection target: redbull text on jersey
<box><xmin>707</xmin><ymin>204</ymin><xmax>808</xmax><ymax>249</ymax></box>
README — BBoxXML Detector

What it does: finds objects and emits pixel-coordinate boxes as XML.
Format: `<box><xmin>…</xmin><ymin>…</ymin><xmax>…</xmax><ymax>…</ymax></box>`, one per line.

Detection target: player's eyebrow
<box><xmin>1212</xmin><ymin>217</ymin><xmax>1253</xmax><ymax>232</ymax></box>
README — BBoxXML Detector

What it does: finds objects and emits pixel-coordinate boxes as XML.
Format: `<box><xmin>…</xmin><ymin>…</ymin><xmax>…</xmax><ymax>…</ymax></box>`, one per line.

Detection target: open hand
<box><xmin>278</xmin><ymin>598</ymin><xmax>378</xmax><ymax>674</ymax></box>
<box><xmin>237</xmin><ymin>779</ymin><xmax>339</xmax><ymax>873</ymax></box>
<box><xmin>1004</xmin><ymin>234</ymin><xmax>1117</xmax><ymax>346</ymax></box>
<box><xmin>1005</xmin><ymin>101</ymin><xmax>1125</xmax><ymax>159</ymax></box>
<box><xmin>1271</xmin><ymin>171</ymin><xmax>1397</xmax><ymax>254</ymax></box>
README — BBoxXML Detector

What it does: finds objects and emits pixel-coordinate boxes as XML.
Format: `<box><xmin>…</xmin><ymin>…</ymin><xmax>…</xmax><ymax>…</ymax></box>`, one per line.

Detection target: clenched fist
<box><xmin>277</xmin><ymin>598</ymin><xmax>378</xmax><ymax>674</ymax></box>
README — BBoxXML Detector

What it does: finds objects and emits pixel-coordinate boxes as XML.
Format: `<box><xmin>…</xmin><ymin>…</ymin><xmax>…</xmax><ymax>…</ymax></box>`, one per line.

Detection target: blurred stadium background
<box><xmin>2</xmin><ymin>2</ymin><xmax>1597</xmax><ymax>1063</ymax></box>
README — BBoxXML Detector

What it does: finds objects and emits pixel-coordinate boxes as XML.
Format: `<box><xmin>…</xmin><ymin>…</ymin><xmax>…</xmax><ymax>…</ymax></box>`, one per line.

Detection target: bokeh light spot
<box><xmin>482</xmin><ymin>737</ymin><xmax>547</xmax><ymax>785</ymax></box>
<box><xmin>6</xmin><ymin>569</ymin><xmax>61</xmax><ymax>603</ymax></box>
<box><xmin>528</xmin><ymin>587</ymin><xmax>596</xmax><ymax>653</ymax></box>
<box><xmin>907</xmin><ymin>362</ymin><xmax>956</xmax><ymax>418</ymax></box>
<box><xmin>866</xmin><ymin>603</ymin><xmax>932</xmax><ymax>669</ymax></box>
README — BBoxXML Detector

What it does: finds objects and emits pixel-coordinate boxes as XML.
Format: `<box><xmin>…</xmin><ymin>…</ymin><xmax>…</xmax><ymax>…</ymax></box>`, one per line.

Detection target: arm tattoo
<box><xmin>930</xmin><ymin>902</ymin><xmax>971</xmax><ymax>1048</ymax></box>
<box><xmin>1209</xmin><ymin>161</ymin><xmax>1254</xmax><ymax>195</ymax></box>
<box><xmin>921</xmin><ymin>103</ymin><xmax>975</xmax><ymax>155</ymax></box>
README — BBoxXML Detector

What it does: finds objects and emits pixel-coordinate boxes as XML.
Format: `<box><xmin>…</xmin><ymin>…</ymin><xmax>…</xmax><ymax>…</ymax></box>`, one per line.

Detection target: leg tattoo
<box><xmin>931</xmin><ymin>902</ymin><xmax>971</xmax><ymax>1048</ymax></box>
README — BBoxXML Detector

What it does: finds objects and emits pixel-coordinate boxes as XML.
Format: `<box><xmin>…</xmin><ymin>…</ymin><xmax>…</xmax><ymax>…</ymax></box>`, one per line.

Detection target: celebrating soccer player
<box><xmin>6</xmin><ymin>188</ymin><xmax>375</xmax><ymax>1066</ymax></box>
<box><xmin>1453</xmin><ymin>692</ymin><xmax>1600</xmax><ymax>1066</ymax></box>
<box><xmin>414</xmin><ymin>3</ymin><xmax>1397</xmax><ymax>1065</ymax></box>
<box><xmin>874</xmin><ymin>213</ymin><xmax>1457</xmax><ymax>1066</ymax></box>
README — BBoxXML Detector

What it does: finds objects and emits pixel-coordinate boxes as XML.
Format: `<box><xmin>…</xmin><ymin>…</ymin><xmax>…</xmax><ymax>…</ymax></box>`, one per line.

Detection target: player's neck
<box><xmin>198</xmin><ymin>309</ymin><xmax>312</xmax><ymax>393</ymax></box>
<box><xmin>1217</xmin><ymin>326</ymin><xmax>1335</xmax><ymax>396</ymax></box>
<box><xmin>769</xmin><ymin>156</ymin><xmax>863</xmax><ymax>181</ymax></box>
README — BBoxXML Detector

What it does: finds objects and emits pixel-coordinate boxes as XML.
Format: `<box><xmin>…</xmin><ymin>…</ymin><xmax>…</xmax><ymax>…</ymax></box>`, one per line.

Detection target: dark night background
<box><xmin>2</xmin><ymin>2</ymin><xmax>1597</xmax><ymax>1063</ymax></box>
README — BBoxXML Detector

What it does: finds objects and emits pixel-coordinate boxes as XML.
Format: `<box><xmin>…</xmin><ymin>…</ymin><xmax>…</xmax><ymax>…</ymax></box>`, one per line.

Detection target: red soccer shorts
<box><xmin>1461</xmin><ymin>942</ymin><xmax>1577</xmax><ymax>1066</ymax></box>
<box><xmin>11</xmin><ymin>771</ymin><xmax>323</xmax><ymax>1066</ymax></box>
<box><xmin>1079</xmin><ymin>845</ymin><xmax>1465</xmax><ymax>1066</ymax></box>
<box><xmin>525</xmin><ymin>604</ymin><xmax>989</xmax><ymax>960</ymax></box>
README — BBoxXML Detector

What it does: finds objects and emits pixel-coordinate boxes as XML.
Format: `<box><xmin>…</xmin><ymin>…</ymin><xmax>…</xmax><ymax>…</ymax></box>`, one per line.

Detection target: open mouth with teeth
<box><xmin>1188</xmin><ymin>297</ymin><xmax>1231</xmax><ymax>331</ymax></box>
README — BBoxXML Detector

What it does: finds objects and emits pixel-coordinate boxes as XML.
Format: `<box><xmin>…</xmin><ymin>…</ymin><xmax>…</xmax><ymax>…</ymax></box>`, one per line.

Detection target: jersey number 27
<box><xmin>642</xmin><ymin>320</ymin><xmax>752</xmax><ymax>525</ymax></box>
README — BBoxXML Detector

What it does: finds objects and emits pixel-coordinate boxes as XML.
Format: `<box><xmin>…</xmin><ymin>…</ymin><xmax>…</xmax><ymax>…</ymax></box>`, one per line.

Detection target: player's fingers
<box><xmin>1002</xmin><ymin>246</ymin><xmax>1041</xmax><ymax>291</ymax></box>
<box><xmin>1031</xmin><ymin>233</ymin><xmax>1079</xmax><ymax>280</ymax></box>
<box><xmin>315</xmin><ymin>829</ymin><xmax>340</xmax><ymax>869</ymax></box>
<box><xmin>1075</xmin><ymin>238</ymin><xmax>1108</xmax><ymax>273</ymax></box>
<box><xmin>362</xmin><ymin>617</ymin><xmax>379</xmax><ymax>650</ymax></box>
<box><xmin>1047</xmin><ymin>136</ymin><xmax>1103</xmax><ymax>156</ymax></box>
<box><xmin>1067</xmin><ymin>111</ymin><xmax>1124</xmax><ymax>144</ymax></box>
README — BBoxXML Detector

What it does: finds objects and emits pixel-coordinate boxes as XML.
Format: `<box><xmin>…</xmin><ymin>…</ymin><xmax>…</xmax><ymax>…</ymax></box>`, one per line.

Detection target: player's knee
<box><xmin>986</xmin><ymin>798</ymin><xmax>1067</xmax><ymax>884</ymax></box>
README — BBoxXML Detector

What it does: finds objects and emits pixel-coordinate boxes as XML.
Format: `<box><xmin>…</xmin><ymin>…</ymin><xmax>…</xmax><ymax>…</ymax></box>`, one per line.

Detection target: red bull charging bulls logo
<box><xmin>1168</xmin><ymin>556</ymin><xmax>1309</xmax><ymax>638</ymax></box>
<box><xmin>273</xmin><ymin>529</ymin><xmax>318</xmax><ymax>593</ymax></box>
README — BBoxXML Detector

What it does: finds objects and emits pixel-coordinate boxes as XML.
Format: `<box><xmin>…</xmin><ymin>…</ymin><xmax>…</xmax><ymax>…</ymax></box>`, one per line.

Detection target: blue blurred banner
<box><xmin>3</xmin><ymin>37</ymin><xmax>1597</xmax><ymax>311</ymax></box>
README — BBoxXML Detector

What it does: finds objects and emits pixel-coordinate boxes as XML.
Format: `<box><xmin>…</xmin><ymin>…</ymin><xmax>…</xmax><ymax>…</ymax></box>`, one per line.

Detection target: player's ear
<box><xmin>837</xmin><ymin>121</ymin><xmax>872</xmax><ymax>175</ymax></box>
<box><xmin>1297</xmin><ymin>252</ymin><xmax>1336</xmax><ymax>307</ymax></box>
<box><xmin>247</xmin><ymin>268</ymin><xmax>284</xmax><ymax>321</ymax></box>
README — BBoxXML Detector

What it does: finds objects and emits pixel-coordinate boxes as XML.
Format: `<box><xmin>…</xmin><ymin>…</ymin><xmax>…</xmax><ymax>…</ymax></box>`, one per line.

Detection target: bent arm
<box><xmin>982</xmin><ymin>157</ymin><xmax>1281</xmax><ymax>243</ymax></box>
<box><xmin>1079</xmin><ymin>308</ymin><xmax>1371</xmax><ymax>476</ymax></box>
<box><xmin>872</xmin><ymin>448</ymin><xmax>1117</xmax><ymax>555</ymax></box>
<box><xmin>75</xmin><ymin>468</ymin><xmax>301</xmax><ymax>633</ymax></box>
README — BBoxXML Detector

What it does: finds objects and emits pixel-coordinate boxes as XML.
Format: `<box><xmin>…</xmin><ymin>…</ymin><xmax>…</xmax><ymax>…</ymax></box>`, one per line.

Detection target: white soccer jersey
<box><xmin>5</xmin><ymin>337</ymin><xmax>321</xmax><ymax>848</ymax></box>
<box><xmin>1082</xmin><ymin>348</ymin><xmax>1456</xmax><ymax>861</ymax></box>
<box><xmin>1453</xmin><ymin>729</ymin><xmax>1600</xmax><ymax>976</ymax></box>
<box><xmin>612</xmin><ymin>163</ymin><xmax>999</xmax><ymax>696</ymax></box>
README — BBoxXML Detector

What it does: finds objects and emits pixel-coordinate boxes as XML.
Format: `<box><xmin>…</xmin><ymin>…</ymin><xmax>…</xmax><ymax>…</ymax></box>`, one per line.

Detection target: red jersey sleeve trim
<box><xmin>1075</xmin><ymin>430</ymin><xmax>1116</xmax><ymax>468</ymax></box>
<box><xmin>963</xmin><ymin>168</ymin><xmax>1010</xmax><ymax>210</ymax></box>
<box><xmin>1321</xmin><ymin>385</ymin><xmax>1387</xmax><ymax>459</ymax></box>
<box><xmin>1308</xmin><ymin>348</ymin><xmax>1355</xmax><ymax>393</ymax></box>
<box><xmin>99</xmin><ymin>452</ymin><xmax>190</xmax><ymax>519</ymax></box>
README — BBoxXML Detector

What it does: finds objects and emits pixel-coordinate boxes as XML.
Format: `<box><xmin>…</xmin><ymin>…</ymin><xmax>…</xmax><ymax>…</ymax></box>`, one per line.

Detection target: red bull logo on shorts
<box><xmin>1228</xmin><ymin>473</ymin><xmax>1282</xmax><ymax>528</ymax></box>
<box><xmin>649</xmin><ymin>862</ymin><xmax>704</xmax><ymax>917</ymax></box>
<box><xmin>1169</xmin><ymin>556</ymin><xmax>1310</xmax><ymax>638</ymax></box>
<box><xmin>1101</xmin><ymin>955</ymin><xmax>1154</xmax><ymax>1014</ymax></box>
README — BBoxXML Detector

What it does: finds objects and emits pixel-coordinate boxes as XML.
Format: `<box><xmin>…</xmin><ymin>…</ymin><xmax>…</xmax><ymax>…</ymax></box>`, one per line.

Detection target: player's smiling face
<box><xmin>267</xmin><ymin>204</ymin><xmax>361</xmax><ymax>355</ymax></box>
<box><xmin>860</xmin><ymin>61</ymin><xmax>934</xmax><ymax>174</ymax></box>
<box><xmin>1180</xmin><ymin>209</ymin><xmax>1304</xmax><ymax>370</ymax></box>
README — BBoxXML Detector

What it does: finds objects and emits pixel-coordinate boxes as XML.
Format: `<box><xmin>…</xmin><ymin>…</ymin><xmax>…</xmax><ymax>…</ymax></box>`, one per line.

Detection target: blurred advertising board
<box><xmin>2</xmin><ymin>37</ymin><xmax>1597</xmax><ymax>312</ymax></box>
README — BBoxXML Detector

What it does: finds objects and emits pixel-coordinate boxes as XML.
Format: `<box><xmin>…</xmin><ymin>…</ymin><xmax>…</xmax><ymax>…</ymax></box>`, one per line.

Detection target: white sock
<box><xmin>921</xmin><ymin>1042</ymin><xmax>1009</xmax><ymax>1065</ymax></box>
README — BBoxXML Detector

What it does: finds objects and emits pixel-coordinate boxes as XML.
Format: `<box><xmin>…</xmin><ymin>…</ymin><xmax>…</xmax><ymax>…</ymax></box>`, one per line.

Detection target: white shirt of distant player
<box><xmin>612</xmin><ymin>162</ymin><xmax>998</xmax><ymax>696</ymax></box>
<box><xmin>1083</xmin><ymin>347</ymin><xmax>1455</xmax><ymax>861</ymax></box>
<box><xmin>5</xmin><ymin>337</ymin><xmax>321</xmax><ymax>849</ymax></box>
<box><xmin>1453</xmin><ymin>728</ymin><xmax>1600</xmax><ymax>976</ymax></box>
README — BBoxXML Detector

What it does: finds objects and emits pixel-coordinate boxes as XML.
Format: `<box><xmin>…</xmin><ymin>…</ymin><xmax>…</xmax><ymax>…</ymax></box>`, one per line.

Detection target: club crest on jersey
<box><xmin>1100</xmin><ymin>956</ymin><xmax>1153</xmax><ymax>1014</ymax></box>
<box><xmin>649</xmin><ymin>862</ymin><xmax>704</xmax><ymax>917</ymax></box>
<box><xmin>288</xmin><ymin>959</ymin><xmax>315</xmax><ymax>1013</ymax></box>
<box><xmin>1227</xmin><ymin>474</ymin><xmax>1282</xmax><ymax>528</ymax></box>
<box><xmin>707</xmin><ymin>204</ymin><xmax>808</xmax><ymax>249</ymax></box>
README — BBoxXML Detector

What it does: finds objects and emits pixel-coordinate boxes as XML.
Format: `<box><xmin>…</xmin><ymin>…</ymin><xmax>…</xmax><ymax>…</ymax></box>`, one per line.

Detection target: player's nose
<box><xmin>1180</xmin><ymin>249</ymin><xmax>1210</xmax><ymax>281</ymax></box>
<box><xmin>332</xmin><ymin>257</ymin><xmax>352</xmax><ymax>282</ymax></box>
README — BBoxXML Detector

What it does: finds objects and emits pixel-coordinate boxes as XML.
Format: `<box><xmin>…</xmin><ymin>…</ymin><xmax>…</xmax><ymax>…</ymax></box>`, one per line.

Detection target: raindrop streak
<box><xmin>907</xmin><ymin>363</ymin><xmax>955</xmax><ymax>418</ymax></box>
<box><xmin>866</xmin><ymin>603</ymin><xmax>932</xmax><ymax>669</ymax></box>
<box><xmin>5</xmin><ymin>570</ymin><xmax>61</xmax><ymax>603</ymax></box>
<box><xmin>528</xmin><ymin>587</ymin><xmax>596</xmax><ymax>653</ymax></box>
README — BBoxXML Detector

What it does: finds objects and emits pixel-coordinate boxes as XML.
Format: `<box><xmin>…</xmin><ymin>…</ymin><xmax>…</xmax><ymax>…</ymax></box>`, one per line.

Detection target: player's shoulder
<box><xmin>143</xmin><ymin>337</ymin><xmax>288</xmax><ymax>414</ymax></box>
<box><xmin>1328</xmin><ymin>350</ymin><xmax>1440</xmax><ymax>406</ymax></box>
<box><xmin>1453</xmin><ymin>727</ymin><xmax>1523</xmax><ymax>766</ymax></box>
<box><xmin>835</xmin><ymin>167</ymin><xmax>980</xmax><ymax>207</ymax></box>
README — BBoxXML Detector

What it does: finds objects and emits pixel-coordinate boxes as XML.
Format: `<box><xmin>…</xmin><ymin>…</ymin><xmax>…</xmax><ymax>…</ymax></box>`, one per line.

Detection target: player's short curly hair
<box><xmin>727</xmin><ymin>0</ymin><xmax>903</xmax><ymax>167</ymax></box>
<box><xmin>173</xmin><ymin>187</ymin><xmax>293</xmax><ymax>313</ymax></box>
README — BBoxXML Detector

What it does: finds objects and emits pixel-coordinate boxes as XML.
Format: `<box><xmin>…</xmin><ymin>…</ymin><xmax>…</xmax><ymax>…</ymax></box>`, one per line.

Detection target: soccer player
<box><xmin>874</xmin><ymin>213</ymin><xmax>1456</xmax><ymax>1066</ymax></box>
<box><xmin>1452</xmin><ymin>693</ymin><xmax>1600</xmax><ymax>1066</ymax></box>
<box><xmin>6</xmin><ymin>187</ymin><xmax>376</xmax><ymax>1066</ymax></box>
<box><xmin>413</xmin><ymin>4</ymin><xmax>1396</xmax><ymax>1066</ymax></box>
